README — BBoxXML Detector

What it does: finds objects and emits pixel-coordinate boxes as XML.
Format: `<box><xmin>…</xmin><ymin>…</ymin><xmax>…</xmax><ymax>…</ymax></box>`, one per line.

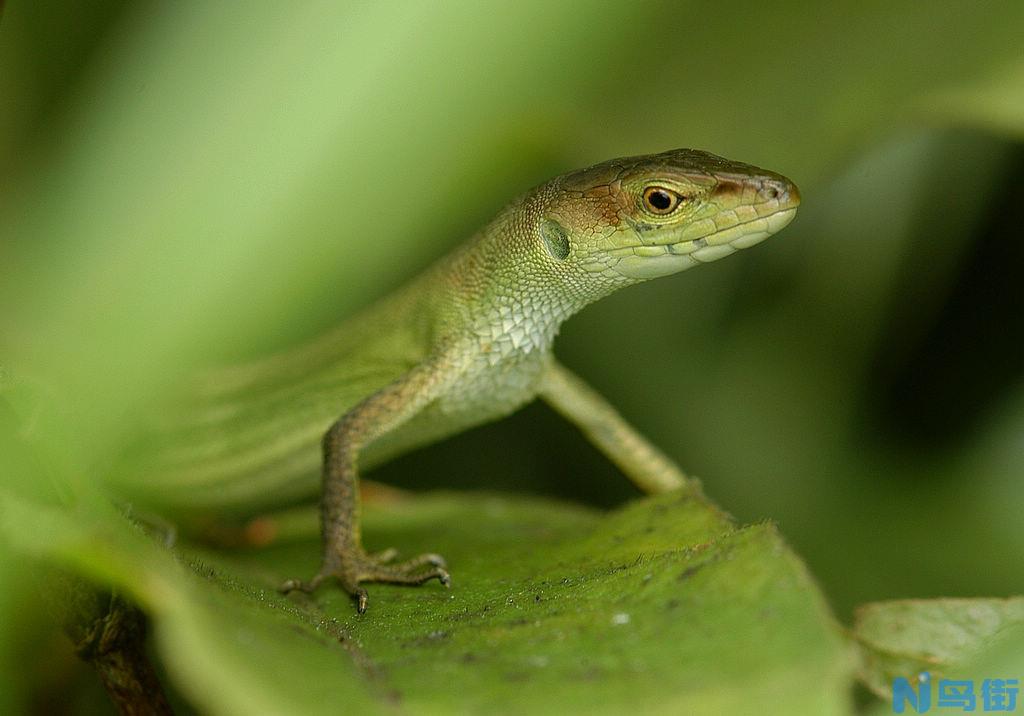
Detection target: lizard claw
<box><xmin>279</xmin><ymin>548</ymin><xmax>450</xmax><ymax>613</ymax></box>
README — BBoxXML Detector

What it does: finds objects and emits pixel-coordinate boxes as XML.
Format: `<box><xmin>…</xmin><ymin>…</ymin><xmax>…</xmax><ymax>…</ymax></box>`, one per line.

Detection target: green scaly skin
<box><xmin>145</xmin><ymin>149</ymin><xmax>800</xmax><ymax>613</ymax></box>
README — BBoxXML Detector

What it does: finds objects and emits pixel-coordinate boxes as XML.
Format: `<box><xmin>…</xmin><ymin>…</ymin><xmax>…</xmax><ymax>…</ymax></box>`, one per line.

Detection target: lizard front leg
<box><xmin>280</xmin><ymin>356</ymin><xmax>455</xmax><ymax>612</ymax></box>
<box><xmin>539</xmin><ymin>359</ymin><xmax>689</xmax><ymax>494</ymax></box>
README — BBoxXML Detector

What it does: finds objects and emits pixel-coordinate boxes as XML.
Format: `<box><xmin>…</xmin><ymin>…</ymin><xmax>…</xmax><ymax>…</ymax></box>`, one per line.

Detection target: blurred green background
<box><xmin>2</xmin><ymin>1</ymin><xmax>1024</xmax><ymax>712</ymax></box>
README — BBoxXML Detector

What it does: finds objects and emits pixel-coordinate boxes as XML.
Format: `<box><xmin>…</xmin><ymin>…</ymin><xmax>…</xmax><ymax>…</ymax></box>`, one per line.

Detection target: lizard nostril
<box><xmin>761</xmin><ymin>178</ymin><xmax>798</xmax><ymax>205</ymax></box>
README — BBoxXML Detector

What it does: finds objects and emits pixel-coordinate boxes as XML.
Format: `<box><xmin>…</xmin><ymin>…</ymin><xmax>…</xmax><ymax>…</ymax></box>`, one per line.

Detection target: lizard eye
<box><xmin>642</xmin><ymin>186</ymin><xmax>683</xmax><ymax>215</ymax></box>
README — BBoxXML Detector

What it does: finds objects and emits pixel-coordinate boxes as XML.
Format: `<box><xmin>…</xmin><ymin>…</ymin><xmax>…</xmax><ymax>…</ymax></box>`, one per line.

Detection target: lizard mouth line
<box><xmin>670</xmin><ymin>206</ymin><xmax>798</xmax><ymax>263</ymax></box>
<box><xmin>607</xmin><ymin>206</ymin><xmax>798</xmax><ymax>261</ymax></box>
<box><xmin>583</xmin><ymin>206</ymin><xmax>799</xmax><ymax>278</ymax></box>
<box><xmin>668</xmin><ymin>205</ymin><xmax>798</xmax><ymax>251</ymax></box>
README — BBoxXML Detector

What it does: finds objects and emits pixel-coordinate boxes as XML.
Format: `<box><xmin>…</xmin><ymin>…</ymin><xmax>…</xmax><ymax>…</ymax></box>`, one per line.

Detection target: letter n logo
<box><xmin>893</xmin><ymin>672</ymin><xmax>931</xmax><ymax>713</ymax></box>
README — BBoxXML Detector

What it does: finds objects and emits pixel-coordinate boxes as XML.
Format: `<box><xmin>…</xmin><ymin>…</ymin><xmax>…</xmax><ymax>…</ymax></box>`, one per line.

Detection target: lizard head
<box><xmin>537</xmin><ymin>148</ymin><xmax>800</xmax><ymax>284</ymax></box>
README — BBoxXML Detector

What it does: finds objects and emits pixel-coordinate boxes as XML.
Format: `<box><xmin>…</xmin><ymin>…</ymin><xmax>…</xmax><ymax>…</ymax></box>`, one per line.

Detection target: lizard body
<box><xmin>142</xmin><ymin>148</ymin><xmax>800</xmax><ymax>611</ymax></box>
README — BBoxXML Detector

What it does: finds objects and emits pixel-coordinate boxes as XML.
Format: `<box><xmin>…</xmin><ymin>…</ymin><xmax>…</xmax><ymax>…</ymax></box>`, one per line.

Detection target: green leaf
<box><xmin>0</xmin><ymin>492</ymin><xmax>381</xmax><ymax>715</ymax></box>
<box><xmin>853</xmin><ymin>597</ymin><xmax>1024</xmax><ymax>697</ymax></box>
<box><xmin>2</xmin><ymin>486</ymin><xmax>853</xmax><ymax>715</ymax></box>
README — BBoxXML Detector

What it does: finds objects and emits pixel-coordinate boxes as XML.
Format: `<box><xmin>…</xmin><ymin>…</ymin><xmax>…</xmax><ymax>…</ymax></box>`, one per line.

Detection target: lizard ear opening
<box><xmin>541</xmin><ymin>219</ymin><xmax>570</xmax><ymax>261</ymax></box>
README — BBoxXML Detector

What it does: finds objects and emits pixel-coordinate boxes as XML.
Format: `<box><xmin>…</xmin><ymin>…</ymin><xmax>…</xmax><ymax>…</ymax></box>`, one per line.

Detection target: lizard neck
<box><xmin>436</xmin><ymin>196</ymin><xmax>628</xmax><ymax>363</ymax></box>
<box><xmin>445</xmin><ymin>237</ymin><xmax>606</xmax><ymax>364</ymax></box>
<box><xmin>466</xmin><ymin>288</ymin><xmax>574</xmax><ymax>363</ymax></box>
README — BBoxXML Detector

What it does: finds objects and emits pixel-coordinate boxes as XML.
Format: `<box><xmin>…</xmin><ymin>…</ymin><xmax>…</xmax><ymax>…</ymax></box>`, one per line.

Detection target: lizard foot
<box><xmin>278</xmin><ymin>550</ymin><xmax>450</xmax><ymax>613</ymax></box>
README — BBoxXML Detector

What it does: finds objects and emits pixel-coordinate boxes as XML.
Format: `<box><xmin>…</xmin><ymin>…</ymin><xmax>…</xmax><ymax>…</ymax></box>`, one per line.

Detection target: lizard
<box><xmin>142</xmin><ymin>148</ymin><xmax>800</xmax><ymax>613</ymax></box>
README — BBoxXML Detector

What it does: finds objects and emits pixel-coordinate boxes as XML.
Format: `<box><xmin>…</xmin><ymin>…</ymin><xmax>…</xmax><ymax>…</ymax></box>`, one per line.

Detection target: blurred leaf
<box><xmin>854</xmin><ymin>597</ymin><xmax>1024</xmax><ymax>697</ymax></box>
<box><xmin>922</xmin><ymin>62</ymin><xmax>1024</xmax><ymax>140</ymax></box>
<box><xmin>585</xmin><ymin>2</ymin><xmax>1024</xmax><ymax>181</ymax></box>
<box><xmin>1</xmin><ymin>487</ymin><xmax>853</xmax><ymax>715</ymax></box>
<box><xmin>0</xmin><ymin>556</ymin><xmax>27</xmax><ymax>714</ymax></box>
